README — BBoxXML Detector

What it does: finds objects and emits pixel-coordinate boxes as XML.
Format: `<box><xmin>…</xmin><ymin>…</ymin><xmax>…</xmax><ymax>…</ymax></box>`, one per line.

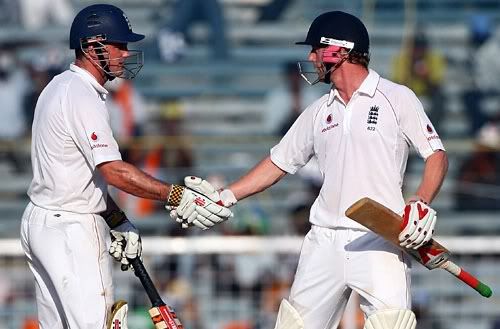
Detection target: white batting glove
<box><xmin>166</xmin><ymin>176</ymin><xmax>234</xmax><ymax>230</ymax></box>
<box><xmin>109</xmin><ymin>220</ymin><xmax>142</xmax><ymax>271</ymax></box>
<box><xmin>398</xmin><ymin>201</ymin><xmax>437</xmax><ymax>250</ymax></box>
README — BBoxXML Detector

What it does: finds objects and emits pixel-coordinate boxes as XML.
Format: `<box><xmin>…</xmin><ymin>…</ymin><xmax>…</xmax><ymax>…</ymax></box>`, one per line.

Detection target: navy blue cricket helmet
<box><xmin>296</xmin><ymin>11</ymin><xmax>369</xmax><ymax>55</ymax></box>
<box><xmin>69</xmin><ymin>4</ymin><xmax>145</xmax><ymax>49</ymax></box>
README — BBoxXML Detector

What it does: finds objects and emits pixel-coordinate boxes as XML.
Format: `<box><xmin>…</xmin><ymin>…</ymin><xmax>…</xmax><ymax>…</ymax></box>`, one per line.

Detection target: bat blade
<box><xmin>129</xmin><ymin>257</ymin><xmax>185</xmax><ymax>328</ymax></box>
<box><xmin>346</xmin><ymin>197</ymin><xmax>492</xmax><ymax>298</ymax></box>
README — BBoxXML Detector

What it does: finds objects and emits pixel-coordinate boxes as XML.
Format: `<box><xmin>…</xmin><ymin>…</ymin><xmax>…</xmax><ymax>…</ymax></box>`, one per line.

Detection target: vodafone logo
<box><xmin>426</xmin><ymin>124</ymin><xmax>433</xmax><ymax>133</ymax></box>
<box><xmin>326</xmin><ymin>114</ymin><xmax>333</xmax><ymax>124</ymax></box>
<box><xmin>89</xmin><ymin>131</ymin><xmax>108</xmax><ymax>149</ymax></box>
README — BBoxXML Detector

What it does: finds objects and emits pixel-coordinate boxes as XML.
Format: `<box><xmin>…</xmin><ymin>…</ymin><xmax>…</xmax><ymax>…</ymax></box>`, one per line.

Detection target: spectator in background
<box><xmin>392</xmin><ymin>30</ymin><xmax>446</xmax><ymax>135</ymax></box>
<box><xmin>463</xmin><ymin>19</ymin><xmax>500</xmax><ymax>136</ymax></box>
<box><xmin>0</xmin><ymin>43</ymin><xmax>29</xmax><ymax>174</ymax></box>
<box><xmin>469</xmin><ymin>14</ymin><xmax>492</xmax><ymax>49</ymax></box>
<box><xmin>157</xmin><ymin>0</ymin><xmax>229</xmax><ymax>62</ymax></box>
<box><xmin>454</xmin><ymin>119</ymin><xmax>500</xmax><ymax>211</ymax></box>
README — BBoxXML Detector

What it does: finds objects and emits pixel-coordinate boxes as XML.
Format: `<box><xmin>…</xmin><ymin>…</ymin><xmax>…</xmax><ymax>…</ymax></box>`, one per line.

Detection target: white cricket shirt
<box><xmin>271</xmin><ymin>69</ymin><xmax>445</xmax><ymax>229</ymax></box>
<box><xmin>28</xmin><ymin>64</ymin><xmax>122</xmax><ymax>214</ymax></box>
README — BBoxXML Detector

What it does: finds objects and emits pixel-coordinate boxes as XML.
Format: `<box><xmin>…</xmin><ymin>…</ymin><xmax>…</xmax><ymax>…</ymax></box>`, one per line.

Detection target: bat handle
<box><xmin>440</xmin><ymin>260</ymin><xmax>493</xmax><ymax>298</ymax></box>
<box><xmin>129</xmin><ymin>257</ymin><xmax>166</xmax><ymax>307</ymax></box>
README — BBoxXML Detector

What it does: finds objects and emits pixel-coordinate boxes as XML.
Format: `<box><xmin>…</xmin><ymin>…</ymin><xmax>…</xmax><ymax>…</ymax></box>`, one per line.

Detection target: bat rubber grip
<box><xmin>129</xmin><ymin>257</ymin><xmax>166</xmax><ymax>307</ymax></box>
<box><xmin>442</xmin><ymin>261</ymin><xmax>493</xmax><ymax>298</ymax></box>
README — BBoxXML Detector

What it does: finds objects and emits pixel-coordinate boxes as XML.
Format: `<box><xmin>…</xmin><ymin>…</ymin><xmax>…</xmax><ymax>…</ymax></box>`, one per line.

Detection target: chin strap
<box><xmin>321</xmin><ymin>56</ymin><xmax>349</xmax><ymax>84</ymax></box>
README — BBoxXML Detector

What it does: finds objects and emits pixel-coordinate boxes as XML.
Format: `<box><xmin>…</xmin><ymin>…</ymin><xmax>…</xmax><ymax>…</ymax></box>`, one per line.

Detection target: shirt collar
<box><xmin>327</xmin><ymin>68</ymin><xmax>380</xmax><ymax>106</ymax></box>
<box><xmin>69</xmin><ymin>63</ymin><xmax>108</xmax><ymax>97</ymax></box>
<box><xmin>357</xmin><ymin>68</ymin><xmax>379</xmax><ymax>97</ymax></box>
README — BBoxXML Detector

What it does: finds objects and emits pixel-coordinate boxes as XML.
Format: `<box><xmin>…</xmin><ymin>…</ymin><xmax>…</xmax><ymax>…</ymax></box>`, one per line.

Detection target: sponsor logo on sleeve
<box><xmin>90</xmin><ymin>131</ymin><xmax>109</xmax><ymax>149</ymax></box>
<box><xmin>425</xmin><ymin>124</ymin><xmax>440</xmax><ymax>141</ymax></box>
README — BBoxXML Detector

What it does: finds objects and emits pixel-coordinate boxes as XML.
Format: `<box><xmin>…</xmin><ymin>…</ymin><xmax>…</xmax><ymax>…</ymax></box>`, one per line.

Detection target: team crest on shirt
<box><xmin>367</xmin><ymin>105</ymin><xmax>379</xmax><ymax>131</ymax></box>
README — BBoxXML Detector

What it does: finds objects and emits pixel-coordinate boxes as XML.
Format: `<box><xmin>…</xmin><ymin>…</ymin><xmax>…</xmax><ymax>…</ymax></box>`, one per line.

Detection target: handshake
<box><xmin>165</xmin><ymin>176</ymin><xmax>237</xmax><ymax>230</ymax></box>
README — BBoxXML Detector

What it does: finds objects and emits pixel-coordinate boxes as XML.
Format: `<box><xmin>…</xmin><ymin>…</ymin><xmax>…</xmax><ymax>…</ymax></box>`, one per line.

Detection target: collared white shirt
<box><xmin>271</xmin><ymin>69</ymin><xmax>445</xmax><ymax>229</ymax></box>
<box><xmin>28</xmin><ymin>64</ymin><xmax>122</xmax><ymax>214</ymax></box>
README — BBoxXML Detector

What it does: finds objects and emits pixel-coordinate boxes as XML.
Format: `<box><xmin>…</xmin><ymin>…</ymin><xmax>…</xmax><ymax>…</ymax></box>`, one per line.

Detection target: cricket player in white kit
<box><xmin>170</xmin><ymin>11</ymin><xmax>448</xmax><ymax>329</ymax></box>
<box><xmin>20</xmin><ymin>4</ymin><xmax>232</xmax><ymax>329</ymax></box>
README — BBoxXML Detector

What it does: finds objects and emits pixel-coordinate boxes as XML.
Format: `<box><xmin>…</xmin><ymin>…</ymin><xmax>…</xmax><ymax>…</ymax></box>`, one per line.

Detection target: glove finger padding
<box><xmin>192</xmin><ymin>218</ymin><xmax>210</xmax><ymax>230</ymax></box>
<box><xmin>195</xmin><ymin>214</ymin><xmax>216</xmax><ymax>228</ymax></box>
<box><xmin>411</xmin><ymin>214</ymin><xmax>437</xmax><ymax>249</ymax></box>
<box><xmin>176</xmin><ymin>193</ymin><xmax>196</xmax><ymax>217</ymax></box>
<box><xmin>196</xmin><ymin>206</ymin><xmax>226</xmax><ymax>223</ymax></box>
<box><xmin>398</xmin><ymin>201</ymin><xmax>437</xmax><ymax>249</ymax></box>
<box><xmin>201</xmin><ymin>202</ymin><xmax>233</xmax><ymax>218</ymax></box>
<box><xmin>109</xmin><ymin>240</ymin><xmax>124</xmax><ymax>260</ymax></box>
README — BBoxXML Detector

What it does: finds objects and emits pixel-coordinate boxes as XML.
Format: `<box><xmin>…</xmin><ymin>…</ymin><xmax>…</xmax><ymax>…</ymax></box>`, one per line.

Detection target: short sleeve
<box><xmin>270</xmin><ymin>102</ymin><xmax>317</xmax><ymax>174</ymax></box>
<box><xmin>398</xmin><ymin>86</ymin><xmax>445</xmax><ymax>159</ymax></box>
<box><xmin>64</xmin><ymin>83</ymin><xmax>122</xmax><ymax>167</ymax></box>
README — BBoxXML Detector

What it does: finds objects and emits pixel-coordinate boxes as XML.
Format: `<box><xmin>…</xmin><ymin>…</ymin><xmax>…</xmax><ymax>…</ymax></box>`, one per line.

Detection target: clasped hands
<box><xmin>166</xmin><ymin>176</ymin><xmax>237</xmax><ymax>230</ymax></box>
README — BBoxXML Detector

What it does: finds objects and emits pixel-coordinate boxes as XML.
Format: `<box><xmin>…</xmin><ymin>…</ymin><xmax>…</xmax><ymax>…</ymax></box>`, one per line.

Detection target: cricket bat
<box><xmin>128</xmin><ymin>257</ymin><xmax>184</xmax><ymax>328</ymax></box>
<box><xmin>345</xmin><ymin>197</ymin><xmax>492</xmax><ymax>298</ymax></box>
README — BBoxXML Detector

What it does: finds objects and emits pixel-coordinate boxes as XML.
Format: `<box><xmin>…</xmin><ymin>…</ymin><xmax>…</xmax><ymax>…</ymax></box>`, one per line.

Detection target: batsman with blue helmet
<box><xmin>20</xmin><ymin>4</ymin><xmax>232</xmax><ymax>328</ymax></box>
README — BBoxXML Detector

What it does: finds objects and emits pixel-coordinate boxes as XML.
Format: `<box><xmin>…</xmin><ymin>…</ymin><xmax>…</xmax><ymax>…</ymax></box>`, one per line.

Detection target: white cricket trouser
<box><xmin>289</xmin><ymin>225</ymin><xmax>412</xmax><ymax>329</ymax></box>
<box><xmin>20</xmin><ymin>202</ymin><xmax>114</xmax><ymax>329</ymax></box>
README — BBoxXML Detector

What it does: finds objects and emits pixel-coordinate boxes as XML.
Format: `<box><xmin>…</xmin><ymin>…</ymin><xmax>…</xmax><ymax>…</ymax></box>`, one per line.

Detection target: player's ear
<box><xmin>83</xmin><ymin>45</ymin><xmax>97</xmax><ymax>60</ymax></box>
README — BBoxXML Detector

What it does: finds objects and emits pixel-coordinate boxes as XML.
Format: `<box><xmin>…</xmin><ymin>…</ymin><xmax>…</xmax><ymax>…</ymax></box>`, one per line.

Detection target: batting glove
<box><xmin>109</xmin><ymin>220</ymin><xmax>142</xmax><ymax>271</ymax></box>
<box><xmin>166</xmin><ymin>176</ymin><xmax>235</xmax><ymax>230</ymax></box>
<box><xmin>398</xmin><ymin>200</ymin><xmax>437</xmax><ymax>250</ymax></box>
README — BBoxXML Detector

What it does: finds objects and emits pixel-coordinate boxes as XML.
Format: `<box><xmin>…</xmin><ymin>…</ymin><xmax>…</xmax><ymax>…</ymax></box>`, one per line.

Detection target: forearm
<box><xmin>98</xmin><ymin>160</ymin><xmax>170</xmax><ymax>201</ymax></box>
<box><xmin>228</xmin><ymin>156</ymin><xmax>286</xmax><ymax>201</ymax></box>
<box><xmin>413</xmin><ymin>150</ymin><xmax>448</xmax><ymax>204</ymax></box>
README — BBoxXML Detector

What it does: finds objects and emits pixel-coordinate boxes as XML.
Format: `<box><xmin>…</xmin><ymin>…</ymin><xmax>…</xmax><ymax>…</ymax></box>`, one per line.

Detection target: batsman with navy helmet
<box><xmin>169</xmin><ymin>11</ymin><xmax>449</xmax><ymax>329</ymax></box>
<box><xmin>20</xmin><ymin>4</ymin><xmax>232</xmax><ymax>328</ymax></box>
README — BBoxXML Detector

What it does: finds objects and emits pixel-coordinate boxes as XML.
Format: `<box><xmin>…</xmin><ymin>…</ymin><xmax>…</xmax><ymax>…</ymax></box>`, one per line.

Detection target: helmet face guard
<box><xmin>298</xmin><ymin>38</ymin><xmax>354</xmax><ymax>85</ymax></box>
<box><xmin>81</xmin><ymin>36</ymin><xmax>143</xmax><ymax>80</ymax></box>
